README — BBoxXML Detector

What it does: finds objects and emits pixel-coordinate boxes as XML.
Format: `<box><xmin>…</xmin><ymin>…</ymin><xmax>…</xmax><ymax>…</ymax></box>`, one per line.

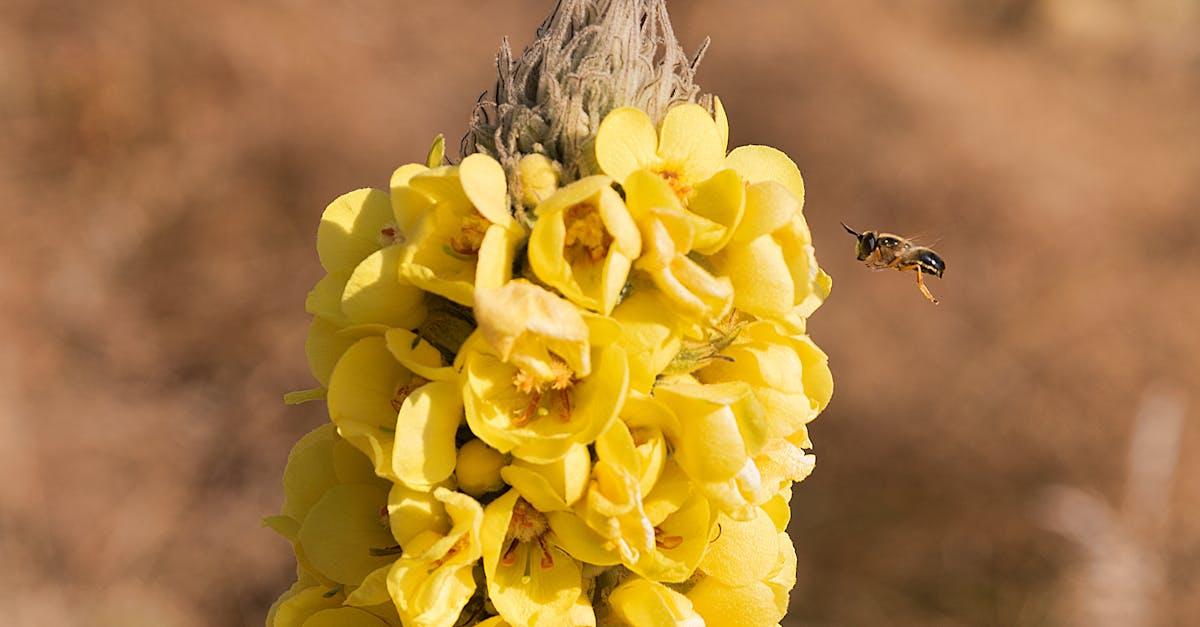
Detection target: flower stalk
<box><xmin>268</xmin><ymin>1</ymin><xmax>833</xmax><ymax>626</ymax></box>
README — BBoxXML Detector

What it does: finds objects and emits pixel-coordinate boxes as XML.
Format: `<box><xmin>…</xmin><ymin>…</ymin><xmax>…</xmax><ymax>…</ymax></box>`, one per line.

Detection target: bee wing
<box><xmin>900</xmin><ymin>232</ymin><xmax>942</xmax><ymax>248</ymax></box>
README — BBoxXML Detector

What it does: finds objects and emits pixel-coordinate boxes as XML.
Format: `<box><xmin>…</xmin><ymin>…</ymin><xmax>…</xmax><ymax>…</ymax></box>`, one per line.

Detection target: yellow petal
<box><xmin>297</xmin><ymin>484</ymin><xmax>394</xmax><ymax>585</ymax></box>
<box><xmin>623</xmin><ymin>169</ymin><xmax>683</xmax><ymax>220</ymax></box>
<box><xmin>304</xmin><ymin>320</ymin><xmax>384</xmax><ymax>389</ymax></box>
<box><xmin>731</xmin><ymin>181</ymin><xmax>800</xmax><ymax>245</ymax></box>
<box><xmin>344</xmin><ymin>564</ymin><xmax>391</xmax><ymax>607</ymax></box>
<box><xmin>545</xmin><ymin>510</ymin><xmax>622</xmax><ymax>566</ymax></box>
<box><xmin>270</xmin><ymin>585</ymin><xmax>342</xmax><ymax>627</ymax></box>
<box><xmin>500</xmin><ymin>443</ymin><xmax>591</xmax><ymax>512</ymax></box>
<box><xmin>714</xmin><ymin>96</ymin><xmax>729</xmax><ymax>155</ymax></box>
<box><xmin>473</xmin><ymin>280</ymin><xmax>591</xmax><ymax>380</ymax></box>
<box><xmin>392</xmin><ymin>379</ymin><xmax>464</xmax><ymax>489</ymax></box>
<box><xmin>301</xmin><ymin>608</ymin><xmax>389</xmax><ymax>627</ymax></box>
<box><xmin>608</xmin><ymin>577</ymin><xmax>704</xmax><ymax>627</ymax></box>
<box><xmin>384</xmin><ymin>328</ymin><xmax>455</xmax><ymax>382</ymax></box>
<box><xmin>281</xmin><ymin>425</ymin><xmax>338</xmax><ymax>521</ymax></box>
<box><xmin>609</xmin><ymin>287</ymin><xmax>683</xmax><ymax>393</ymax></box>
<box><xmin>341</xmin><ymin>244</ymin><xmax>427</xmax><ymax>329</ymax></box>
<box><xmin>595</xmin><ymin>107</ymin><xmax>660</xmax><ymax>183</ymax></box>
<box><xmin>459</xmin><ymin>153</ymin><xmax>512</xmax><ymax>227</ymax></box>
<box><xmin>657</xmin><ymin>103</ymin><xmax>725</xmax><ymax>185</ymax></box>
<box><xmin>712</xmin><ymin>234</ymin><xmax>794</xmax><ymax>320</ymax></box>
<box><xmin>388</xmin><ymin>183</ymin><xmax>434</xmax><ymax>240</ymax></box>
<box><xmin>388</xmin><ymin>483</ymin><xmax>450</xmax><ymax>547</ymax></box>
<box><xmin>317</xmin><ymin>188</ymin><xmax>395</xmax><ymax>273</ymax></box>
<box><xmin>629</xmin><ymin>492</ymin><xmax>712</xmax><ymax>583</ymax></box>
<box><xmin>688</xmin><ymin>169</ymin><xmax>746</xmax><ymax>254</ymax></box>
<box><xmin>700</xmin><ymin>507</ymin><xmax>778</xmax><ymax>586</ymax></box>
<box><xmin>482</xmin><ymin>492</ymin><xmax>582</xmax><ymax>627</ymax></box>
<box><xmin>305</xmin><ymin>270</ymin><xmax>350</xmax><ymax>324</ymax></box>
<box><xmin>687</xmin><ymin>579</ymin><xmax>783</xmax><ymax>627</ymax></box>
<box><xmin>327</xmin><ymin>336</ymin><xmax>427</xmax><ymax>477</ymax></box>
<box><xmin>725</xmin><ymin>145</ymin><xmax>805</xmax><ymax>208</ymax></box>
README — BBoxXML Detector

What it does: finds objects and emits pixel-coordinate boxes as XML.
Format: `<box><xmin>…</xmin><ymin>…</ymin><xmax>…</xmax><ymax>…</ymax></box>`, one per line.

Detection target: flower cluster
<box><xmin>267</xmin><ymin>102</ymin><xmax>832</xmax><ymax>627</ymax></box>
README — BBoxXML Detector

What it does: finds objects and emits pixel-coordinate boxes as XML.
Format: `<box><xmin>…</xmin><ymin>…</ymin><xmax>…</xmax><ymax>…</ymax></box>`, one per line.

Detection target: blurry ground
<box><xmin>2</xmin><ymin>1</ymin><xmax>1198</xmax><ymax>625</ymax></box>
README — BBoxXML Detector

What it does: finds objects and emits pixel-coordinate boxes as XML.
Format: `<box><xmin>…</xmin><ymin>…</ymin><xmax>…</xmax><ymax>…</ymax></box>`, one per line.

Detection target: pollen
<box><xmin>654</xmin><ymin>166</ymin><xmax>693</xmax><ymax>200</ymax></box>
<box><xmin>449</xmin><ymin>212</ymin><xmax>491</xmax><ymax>255</ymax></box>
<box><xmin>562</xmin><ymin>202</ymin><xmax>612</xmax><ymax>264</ymax></box>
<box><xmin>509</xmin><ymin>498</ymin><xmax>550</xmax><ymax>544</ymax></box>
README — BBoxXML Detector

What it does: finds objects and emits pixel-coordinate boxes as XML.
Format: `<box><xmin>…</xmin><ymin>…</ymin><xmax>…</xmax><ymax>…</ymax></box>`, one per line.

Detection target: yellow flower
<box><xmin>395</xmin><ymin>154</ymin><xmax>525</xmax><ymax>305</ymax></box>
<box><xmin>501</xmin><ymin>442</ymin><xmax>591</xmax><ymax>512</ymax></box>
<box><xmin>382</xmin><ymin>488</ymin><xmax>483</xmax><ymax>627</ymax></box>
<box><xmin>654</xmin><ymin>378</ymin><xmax>771</xmax><ymax>520</ymax></box>
<box><xmin>686</xmin><ymin>506</ymin><xmax>797</xmax><ymax>627</ymax></box>
<box><xmin>310</xmin><ymin>187</ymin><xmax>427</xmax><ymax>329</ymax></box>
<box><xmin>463</xmin><ymin>301</ymin><xmax>630</xmax><ymax>463</ymax></box>
<box><xmin>482</xmin><ymin>491</ymin><xmax>613</xmax><ymax>626</ymax></box>
<box><xmin>710</xmin><ymin>147</ymin><xmax>832</xmax><ymax>329</ymax></box>
<box><xmin>302</xmin><ymin>184</ymin><xmax>430</xmax><ymax>389</ymax></box>
<box><xmin>473</xmin><ymin>279</ymin><xmax>592</xmax><ymax>385</ymax></box>
<box><xmin>528</xmin><ymin>175</ymin><xmax>641</xmax><ymax>315</ymax></box>
<box><xmin>579</xmin><ymin>419</ymin><xmax>656</xmax><ymax>565</ymax></box>
<box><xmin>609</xmin><ymin>283</ymin><xmax>683</xmax><ymax>393</ymax></box>
<box><xmin>622</xmin><ymin>169</ymin><xmax>733</xmax><ymax>323</ymax></box>
<box><xmin>517</xmin><ymin>153</ymin><xmax>561</xmax><ymax>209</ymax></box>
<box><xmin>697</xmin><ymin>320</ymin><xmax>833</xmax><ymax>441</ymax></box>
<box><xmin>607</xmin><ymin>577</ymin><xmax>704</xmax><ymax>627</ymax></box>
<box><xmin>267</xmin><ymin>579</ymin><xmax>393</xmax><ymax>627</ymax></box>
<box><xmin>594</xmin><ymin>104</ymin><xmax>725</xmax><ymax>199</ymax></box>
<box><xmin>266</xmin><ymin>424</ymin><xmax>396</xmax><ymax>589</ymax></box>
<box><xmin>326</xmin><ymin>329</ymin><xmax>463</xmax><ymax>486</ymax></box>
<box><xmin>386</xmin><ymin>482</ymin><xmax>450</xmax><ymax>548</ymax></box>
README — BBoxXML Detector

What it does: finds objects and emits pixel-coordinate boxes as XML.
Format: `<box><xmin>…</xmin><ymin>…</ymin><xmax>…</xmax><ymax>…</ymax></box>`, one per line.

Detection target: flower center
<box><xmin>501</xmin><ymin>498</ymin><xmax>556</xmax><ymax>570</ymax></box>
<box><xmin>449</xmin><ymin>212</ymin><xmax>491</xmax><ymax>255</ymax></box>
<box><xmin>391</xmin><ymin>375</ymin><xmax>429</xmax><ymax>412</ymax></box>
<box><xmin>654</xmin><ymin>166</ymin><xmax>692</xmax><ymax>200</ymax></box>
<box><xmin>562</xmin><ymin>202</ymin><xmax>612</xmax><ymax>264</ymax></box>
<box><xmin>510</xmin><ymin>357</ymin><xmax>576</xmax><ymax>426</ymax></box>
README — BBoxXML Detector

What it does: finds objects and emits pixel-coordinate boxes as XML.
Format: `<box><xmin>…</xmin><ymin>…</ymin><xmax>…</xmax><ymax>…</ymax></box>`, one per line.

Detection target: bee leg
<box><xmin>915</xmin><ymin>270</ymin><xmax>940</xmax><ymax>305</ymax></box>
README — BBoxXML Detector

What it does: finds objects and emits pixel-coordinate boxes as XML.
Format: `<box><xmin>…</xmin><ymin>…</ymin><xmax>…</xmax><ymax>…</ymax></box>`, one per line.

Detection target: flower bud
<box><xmin>456</xmin><ymin>438</ymin><xmax>507</xmax><ymax>496</ymax></box>
<box><xmin>517</xmin><ymin>153</ymin><xmax>560</xmax><ymax>208</ymax></box>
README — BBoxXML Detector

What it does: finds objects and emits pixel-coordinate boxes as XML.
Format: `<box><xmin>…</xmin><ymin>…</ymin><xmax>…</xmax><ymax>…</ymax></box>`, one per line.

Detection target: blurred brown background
<box><xmin>2</xmin><ymin>1</ymin><xmax>1198</xmax><ymax>625</ymax></box>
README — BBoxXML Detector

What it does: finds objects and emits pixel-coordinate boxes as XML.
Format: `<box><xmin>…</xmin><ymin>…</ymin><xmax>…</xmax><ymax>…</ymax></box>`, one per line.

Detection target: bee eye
<box><xmin>855</xmin><ymin>233</ymin><xmax>876</xmax><ymax>260</ymax></box>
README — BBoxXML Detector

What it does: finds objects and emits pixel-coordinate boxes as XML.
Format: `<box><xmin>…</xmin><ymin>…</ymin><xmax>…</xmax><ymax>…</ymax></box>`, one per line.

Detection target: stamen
<box><xmin>654</xmin><ymin>167</ymin><xmax>693</xmax><ymax>200</ymax></box>
<box><xmin>537</xmin><ymin>536</ymin><xmax>555</xmax><ymax>569</ymax></box>
<box><xmin>558</xmin><ymin>389</ymin><xmax>572</xmax><ymax>422</ymax></box>
<box><xmin>513</xmin><ymin>390</ymin><xmax>542</xmax><ymax>427</ymax></box>
<box><xmin>563</xmin><ymin>202</ymin><xmax>612</xmax><ymax>264</ymax></box>
<box><xmin>654</xmin><ymin>526</ymin><xmax>684</xmax><ymax>550</ymax></box>
<box><xmin>448</xmin><ymin>212</ymin><xmax>491</xmax><ymax>255</ymax></box>
<box><xmin>391</xmin><ymin>376</ymin><xmax>429</xmax><ymax>412</ymax></box>
<box><xmin>500</xmin><ymin>540</ymin><xmax>520</xmax><ymax>566</ymax></box>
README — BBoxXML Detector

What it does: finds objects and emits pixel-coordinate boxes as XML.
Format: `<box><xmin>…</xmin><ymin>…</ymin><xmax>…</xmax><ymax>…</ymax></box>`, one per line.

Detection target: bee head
<box><xmin>915</xmin><ymin>249</ymin><xmax>946</xmax><ymax>278</ymax></box>
<box><xmin>841</xmin><ymin>223</ymin><xmax>877</xmax><ymax>261</ymax></box>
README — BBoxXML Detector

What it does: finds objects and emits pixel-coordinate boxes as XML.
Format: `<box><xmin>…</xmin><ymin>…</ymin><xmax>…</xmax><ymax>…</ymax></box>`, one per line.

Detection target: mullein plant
<box><xmin>266</xmin><ymin>1</ymin><xmax>833</xmax><ymax>625</ymax></box>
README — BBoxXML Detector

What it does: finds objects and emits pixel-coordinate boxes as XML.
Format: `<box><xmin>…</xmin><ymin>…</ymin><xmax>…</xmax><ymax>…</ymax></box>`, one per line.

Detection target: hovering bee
<box><xmin>841</xmin><ymin>223</ymin><xmax>946</xmax><ymax>304</ymax></box>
